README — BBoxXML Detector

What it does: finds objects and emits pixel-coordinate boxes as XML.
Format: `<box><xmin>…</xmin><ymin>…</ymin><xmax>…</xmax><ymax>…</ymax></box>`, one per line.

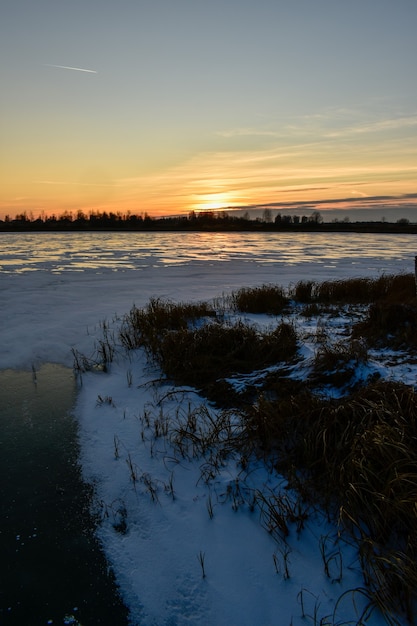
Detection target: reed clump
<box><xmin>243</xmin><ymin>380</ymin><xmax>417</xmax><ymax>622</ymax></box>
<box><xmin>151</xmin><ymin>320</ymin><xmax>296</xmax><ymax>388</ymax></box>
<box><xmin>310</xmin><ymin>337</ymin><xmax>369</xmax><ymax>388</ymax></box>
<box><xmin>119</xmin><ymin>298</ymin><xmax>217</xmax><ymax>352</ymax></box>
<box><xmin>229</xmin><ymin>274</ymin><xmax>415</xmax><ymax>308</ymax></box>
<box><xmin>119</xmin><ymin>299</ymin><xmax>298</xmax><ymax>390</ymax></box>
<box><xmin>231</xmin><ymin>284</ymin><xmax>289</xmax><ymax>314</ymax></box>
<box><xmin>292</xmin><ymin>273</ymin><xmax>415</xmax><ymax>305</ymax></box>
<box><xmin>353</xmin><ymin>301</ymin><xmax>417</xmax><ymax>349</ymax></box>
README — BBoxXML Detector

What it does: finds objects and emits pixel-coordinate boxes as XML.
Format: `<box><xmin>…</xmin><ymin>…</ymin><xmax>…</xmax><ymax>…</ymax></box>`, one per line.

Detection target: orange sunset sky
<box><xmin>1</xmin><ymin>0</ymin><xmax>417</xmax><ymax>221</ymax></box>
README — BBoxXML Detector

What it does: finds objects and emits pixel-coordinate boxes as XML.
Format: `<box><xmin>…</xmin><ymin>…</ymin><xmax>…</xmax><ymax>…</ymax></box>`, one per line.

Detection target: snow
<box><xmin>76</xmin><ymin>356</ymin><xmax>373</xmax><ymax>626</ymax></box>
<box><xmin>1</xmin><ymin>233</ymin><xmax>415</xmax><ymax>625</ymax></box>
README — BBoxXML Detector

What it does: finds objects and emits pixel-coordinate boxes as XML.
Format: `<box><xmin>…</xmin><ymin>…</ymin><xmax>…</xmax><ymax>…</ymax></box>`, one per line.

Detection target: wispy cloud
<box><xmin>237</xmin><ymin>192</ymin><xmax>417</xmax><ymax>213</ymax></box>
<box><xmin>322</xmin><ymin>115</ymin><xmax>417</xmax><ymax>139</ymax></box>
<box><xmin>35</xmin><ymin>180</ymin><xmax>112</xmax><ymax>187</ymax></box>
<box><xmin>44</xmin><ymin>64</ymin><xmax>97</xmax><ymax>74</ymax></box>
<box><xmin>350</xmin><ymin>189</ymin><xmax>369</xmax><ymax>197</ymax></box>
<box><xmin>216</xmin><ymin>127</ymin><xmax>283</xmax><ymax>139</ymax></box>
<box><xmin>217</xmin><ymin>113</ymin><xmax>417</xmax><ymax>145</ymax></box>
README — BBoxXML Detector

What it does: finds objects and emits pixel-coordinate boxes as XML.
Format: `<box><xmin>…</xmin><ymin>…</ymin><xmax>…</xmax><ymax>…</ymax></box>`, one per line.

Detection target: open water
<box><xmin>0</xmin><ymin>365</ymin><xmax>129</xmax><ymax>625</ymax></box>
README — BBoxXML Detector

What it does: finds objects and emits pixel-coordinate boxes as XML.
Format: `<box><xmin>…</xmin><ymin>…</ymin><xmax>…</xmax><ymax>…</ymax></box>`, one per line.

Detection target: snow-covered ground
<box><xmin>1</xmin><ymin>234</ymin><xmax>415</xmax><ymax>626</ymax></box>
<box><xmin>77</xmin><ymin>354</ymin><xmax>375</xmax><ymax>626</ymax></box>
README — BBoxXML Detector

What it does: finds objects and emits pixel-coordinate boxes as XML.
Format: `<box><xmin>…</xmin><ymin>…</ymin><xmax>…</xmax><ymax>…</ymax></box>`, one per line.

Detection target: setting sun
<box><xmin>1</xmin><ymin>1</ymin><xmax>416</xmax><ymax>222</ymax></box>
<box><xmin>193</xmin><ymin>191</ymin><xmax>237</xmax><ymax>212</ymax></box>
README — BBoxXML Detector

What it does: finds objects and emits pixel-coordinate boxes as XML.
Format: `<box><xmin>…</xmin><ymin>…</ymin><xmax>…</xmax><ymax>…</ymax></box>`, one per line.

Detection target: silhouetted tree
<box><xmin>263</xmin><ymin>208</ymin><xmax>273</xmax><ymax>223</ymax></box>
<box><xmin>309</xmin><ymin>211</ymin><xmax>323</xmax><ymax>224</ymax></box>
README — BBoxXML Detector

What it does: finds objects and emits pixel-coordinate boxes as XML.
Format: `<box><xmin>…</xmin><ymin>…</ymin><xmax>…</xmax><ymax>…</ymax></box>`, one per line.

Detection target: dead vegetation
<box><xmin>120</xmin><ymin>300</ymin><xmax>298</xmax><ymax>390</ymax></box>
<box><xmin>80</xmin><ymin>272</ymin><xmax>417</xmax><ymax>624</ymax></box>
<box><xmin>292</xmin><ymin>273</ymin><xmax>415</xmax><ymax>305</ymax></box>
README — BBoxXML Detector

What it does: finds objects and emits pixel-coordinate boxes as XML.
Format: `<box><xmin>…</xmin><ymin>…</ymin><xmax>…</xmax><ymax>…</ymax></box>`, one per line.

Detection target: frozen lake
<box><xmin>0</xmin><ymin>230</ymin><xmax>414</xmax><ymax>274</ymax></box>
<box><xmin>0</xmin><ymin>230</ymin><xmax>415</xmax><ymax>370</ymax></box>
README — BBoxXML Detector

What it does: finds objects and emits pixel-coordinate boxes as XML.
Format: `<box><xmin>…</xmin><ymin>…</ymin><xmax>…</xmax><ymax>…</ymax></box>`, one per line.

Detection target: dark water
<box><xmin>0</xmin><ymin>364</ymin><xmax>129</xmax><ymax>625</ymax></box>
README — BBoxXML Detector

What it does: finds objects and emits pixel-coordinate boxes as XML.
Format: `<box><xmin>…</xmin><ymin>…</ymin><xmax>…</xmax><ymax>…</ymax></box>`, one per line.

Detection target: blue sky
<box><xmin>1</xmin><ymin>0</ymin><xmax>417</xmax><ymax>219</ymax></box>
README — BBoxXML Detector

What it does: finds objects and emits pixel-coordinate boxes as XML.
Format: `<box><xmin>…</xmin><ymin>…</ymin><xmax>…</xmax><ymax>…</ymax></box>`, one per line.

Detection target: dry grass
<box><xmin>151</xmin><ymin>319</ymin><xmax>298</xmax><ymax>389</ymax></box>
<box><xmin>243</xmin><ymin>380</ymin><xmax>417</xmax><ymax>622</ymax></box>
<box><xmin>310</xmin><ymin>337</ymin><xmax>369</xmax><ymax>388</ymax></box>
<box><xmin>119</xmin><ymin>299</ymin><xmax>298</xmax><ymax>391</ymax></box>
<box><xmin>119</xmin><ymin>298</ymin><xmax>217</xmax><ymax>352</ymax></box>
<box><xmin>82</xmin><ymin>272</ymin><xmax>417</xmax><ymax>623</ymax></box>
<box><xmin>353</xmin><ymin>301</ymin><xmax>417</xmax><ymax>349</ymax></box>
<box><xmin>231</xmin><ymin>284</ymin><xmax>289</xmax><ymax>314</ymax></box>
<box><xmin>292</xmin><ymin>273</ymin><xmax>415</xmax><ymax>305</ymax></box>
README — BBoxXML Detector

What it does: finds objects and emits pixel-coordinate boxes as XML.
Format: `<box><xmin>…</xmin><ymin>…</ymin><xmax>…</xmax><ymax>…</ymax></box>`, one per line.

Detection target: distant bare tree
<box><xmin>310</xmin><ymin>211</ymin><xmax>323</xmax><ymax>224</ymax></box>
<box><xmin>263</xmin><ymin>208</ymin><xmax>273</xmax><ymax>223</ymax></box>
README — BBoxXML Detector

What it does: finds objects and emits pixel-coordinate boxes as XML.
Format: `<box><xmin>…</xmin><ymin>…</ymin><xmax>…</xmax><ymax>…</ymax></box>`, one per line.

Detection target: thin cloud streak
<box><xmin>44</xmin><ymin>64</ymin><xmax>97</xmax><ymax>74</ymax></box>
<box><xmin>236</xmin><ymin>192</ymin><xmax>417</xmax><ymax>212</ymax></box>
<box><xmin>35</xmin><ymin>180</ymin><xmax>112</xmax><ymax>187</ymax></box>
<box><xmin>324</xmin><ymin>116</ymin><xmax>417</xmax><ymax>139</ymax></box>
<box><xmin>217</xmin><ymin>114</ymin><xmax>417</xmax><ymax>144</ymax></box>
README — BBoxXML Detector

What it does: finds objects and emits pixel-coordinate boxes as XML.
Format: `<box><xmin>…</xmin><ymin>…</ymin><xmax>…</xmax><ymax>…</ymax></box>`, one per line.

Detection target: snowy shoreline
<box><xmin>2</xmin><ymin>252</ymin><xmax>415</xmax><ymax>625</ymax></box>
<box><xmin>72</xmin><ymin>274</ymin><xmax>416</xmax><ymax>625</ymax></box>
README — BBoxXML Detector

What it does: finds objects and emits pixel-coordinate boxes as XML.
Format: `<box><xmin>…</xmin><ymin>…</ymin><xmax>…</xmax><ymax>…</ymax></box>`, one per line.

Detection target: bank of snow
<box><xmin>76</xmin><ymin>351</ymin><xmax>385</xmax><ymax>626</ymax></box>
<box><xmin>2</xmin><ymin>258</ymin><xmax>413</xmax><ymax>625</ymax></box>
<box><xmin>74</xmin><ymin>301</ymin><xmax>410</xmax><ymax>625</ymax></box>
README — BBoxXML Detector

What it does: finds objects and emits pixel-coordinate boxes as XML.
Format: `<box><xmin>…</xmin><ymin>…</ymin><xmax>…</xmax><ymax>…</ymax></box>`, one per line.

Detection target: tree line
<box><xmin>1</xmin><ymin>208</ymin><xmax>415</xmax><ymax>233</ymax></box>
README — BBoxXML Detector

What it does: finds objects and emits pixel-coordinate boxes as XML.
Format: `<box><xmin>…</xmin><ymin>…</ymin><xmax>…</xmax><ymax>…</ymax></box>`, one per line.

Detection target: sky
<box><xmin>1</xmin><ymin>0</ymin><xmax>417</xmax><ymax>221</ymax></box>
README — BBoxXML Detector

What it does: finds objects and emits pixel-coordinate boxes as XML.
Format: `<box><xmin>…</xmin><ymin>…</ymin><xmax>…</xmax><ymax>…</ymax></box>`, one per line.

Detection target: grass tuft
<box><xmin>310</xmin><ymin>337</ymin><xmax>368</xmax><ymax>388</ymax></box>
<box><xmin>231</xmin><ymin>284</ymin><xmax>289</xmax><ymax>314</ymax></box>
<box><xmin>119</xmin><ymin>300</ymin><xmax>298</xmax><ymax>392</ymax></box>
<box><xmin>119</xmin><ymin>298</ymin><xmax>217</xmax><ymax>352</ymax></box>
<box><xmin>292</xmin><ymin>273</ymin><xmax>415</xmax><ymax>305</ymax></box>
<box><xmin>244</xmin><ymin>380</ymin><xmax>417</xmax><ymax>621</ymax></box>
<box><xmin>353</xmin><ymin>301</ymin><xmax>417</xmax><ymax>349</ymax></box>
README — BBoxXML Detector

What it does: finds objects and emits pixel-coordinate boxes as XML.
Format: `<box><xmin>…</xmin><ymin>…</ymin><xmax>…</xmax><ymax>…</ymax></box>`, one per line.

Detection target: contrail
<box><xmin>45</xmin><ymin>64</ymin><xmax>97</xmax><ymax>74</ymax></box>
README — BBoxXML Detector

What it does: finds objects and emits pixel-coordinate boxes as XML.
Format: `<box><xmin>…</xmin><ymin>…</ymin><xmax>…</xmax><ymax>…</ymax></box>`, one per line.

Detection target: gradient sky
<box><xmin>1</xmin><ymin>0</ymin><xmax>417</xmax><ymax>220</ymax></box>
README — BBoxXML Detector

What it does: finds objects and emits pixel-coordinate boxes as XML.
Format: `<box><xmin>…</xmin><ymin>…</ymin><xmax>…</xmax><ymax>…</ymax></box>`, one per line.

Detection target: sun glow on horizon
<box><xmin>192</xmin><ymin>190</ymin><xmax>239</xmax><ymax>213</ymax></box>
<box><xmin>1</xmin><ymin>105</ymin><xmax>417</xmax><ymax>221</ymax></box>
<box><xmin>1</xmin><ymin>1</ymin><xmax>417</xmax><ymax>223</ymax></box>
